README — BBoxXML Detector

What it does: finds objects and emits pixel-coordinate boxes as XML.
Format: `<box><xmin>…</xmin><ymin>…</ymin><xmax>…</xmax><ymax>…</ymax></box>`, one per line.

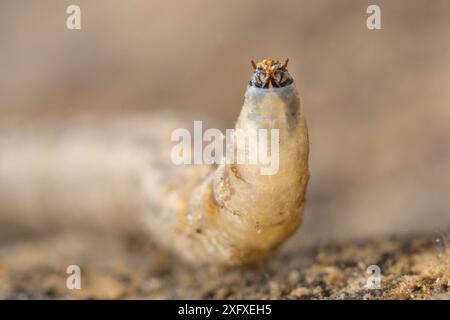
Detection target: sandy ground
<box><xmin>1</xmin><ymin>231</ymin><xmax>449</xmax><ymax>299</ymax></box>
<box><xmin>1</xmin><ymin>1</ymin><xmax>450</xmax><ymax>299</ymax></box>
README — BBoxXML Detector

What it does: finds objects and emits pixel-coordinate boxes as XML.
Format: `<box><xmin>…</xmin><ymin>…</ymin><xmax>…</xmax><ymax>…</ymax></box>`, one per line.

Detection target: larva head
<box><xmin>249</xmin><ymin>58</ymin><xmax>293</xmax><ymax>88</ymax></box>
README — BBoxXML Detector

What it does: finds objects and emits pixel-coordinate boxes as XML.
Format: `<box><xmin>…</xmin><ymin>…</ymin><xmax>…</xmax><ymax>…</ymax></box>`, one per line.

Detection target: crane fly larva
<box><xmin>0</xmin><ymin>59</ymin><xmax>309</xmax><ymax>266</ymax></box>
<box><xmin>147</xmin><ymin>58</ymin><xmax>310</xmax><ymax>265</ymax></box>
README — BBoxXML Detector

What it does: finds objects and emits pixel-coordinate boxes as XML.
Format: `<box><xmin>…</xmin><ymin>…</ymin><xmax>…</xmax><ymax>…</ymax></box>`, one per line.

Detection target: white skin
<box><xmin>0</xmin><ymin>76</ymin><xmax>309</xmax><ymax>267</ymax></box>
<box><xmin>146</xmin><ymin>83</ymin><xmax>310</xmax><ymax>265</ymax></box>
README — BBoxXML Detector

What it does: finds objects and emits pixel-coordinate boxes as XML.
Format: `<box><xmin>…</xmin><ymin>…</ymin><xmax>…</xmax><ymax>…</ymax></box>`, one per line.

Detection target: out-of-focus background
<box><xmin>0</xmin><ymin>0</ymin><xmax>450</xmax><ymax>299</ymax></box>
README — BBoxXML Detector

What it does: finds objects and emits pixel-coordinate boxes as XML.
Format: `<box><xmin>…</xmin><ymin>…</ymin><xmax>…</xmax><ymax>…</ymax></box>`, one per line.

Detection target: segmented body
<box><xmin>0</xmin><ymin>59</ymin><xmax>309</xmax><ymax>266</ymax></box>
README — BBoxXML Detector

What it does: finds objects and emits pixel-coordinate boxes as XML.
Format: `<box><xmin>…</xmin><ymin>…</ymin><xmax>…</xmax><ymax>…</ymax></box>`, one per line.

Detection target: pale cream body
<box><xmin>149</xmin><ymin>84</ymin><xmax>310</xmax><ymax>265</ymax></box>
<box><xmin>0</xmin><ymin>84</ymin><xmax>309</xmax><ymax>266</ymax></box>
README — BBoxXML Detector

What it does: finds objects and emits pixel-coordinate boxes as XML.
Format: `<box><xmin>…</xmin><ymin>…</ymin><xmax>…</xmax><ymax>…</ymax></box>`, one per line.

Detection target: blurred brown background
<box><xmin>1</xmin><ymin>0</ymin><xmax>450</xmax><ymax>248</ymax></box>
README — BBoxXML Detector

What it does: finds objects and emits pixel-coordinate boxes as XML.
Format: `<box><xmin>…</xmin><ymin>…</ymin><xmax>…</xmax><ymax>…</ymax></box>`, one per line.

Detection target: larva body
<box><xmin>149</xmin><ymin>84</ymin><xmax>309</xmax><ymax>265</ymax></box>
<box><xmin>0</xmin><ymin>59</ymin><xmax>309</xmax><ymax>266</ymax></box>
